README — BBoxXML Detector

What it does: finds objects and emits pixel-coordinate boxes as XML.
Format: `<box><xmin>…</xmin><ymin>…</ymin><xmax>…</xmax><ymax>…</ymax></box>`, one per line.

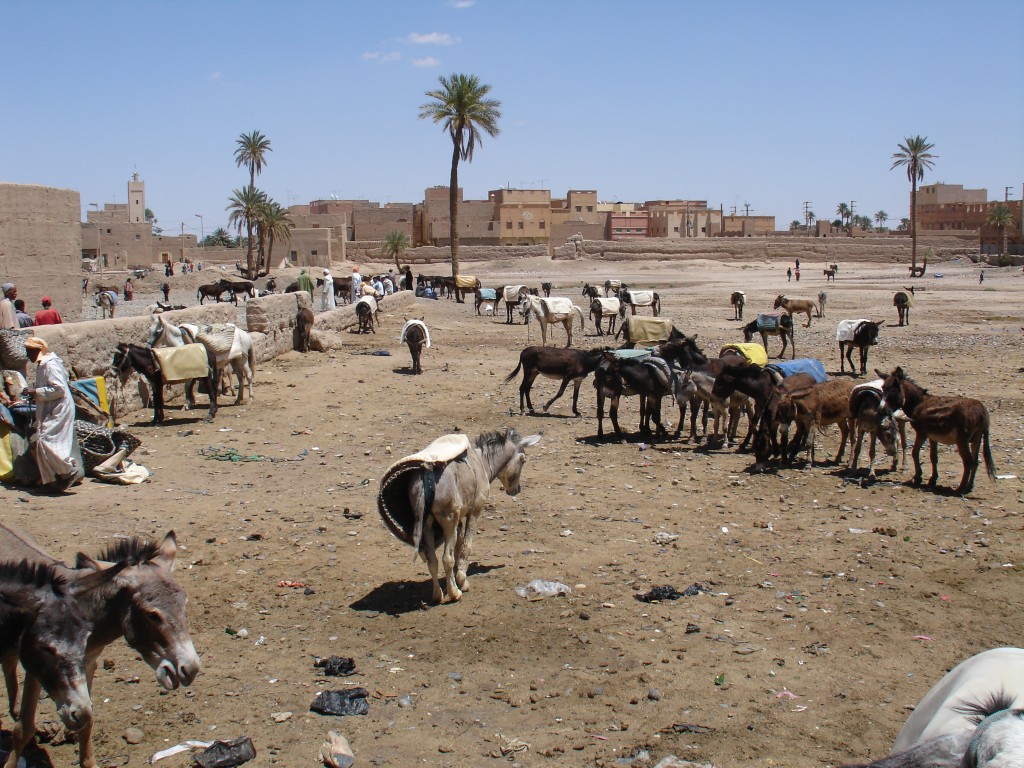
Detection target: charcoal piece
<box><xmin>310</xmin><ymin>688</ymin><xmax>369</xmax><ymax>717</ymax></box>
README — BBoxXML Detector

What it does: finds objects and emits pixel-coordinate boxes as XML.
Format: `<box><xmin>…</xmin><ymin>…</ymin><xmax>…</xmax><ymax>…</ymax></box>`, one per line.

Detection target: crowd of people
<box><xmin>0</xmin><ymin>283</ymin><xmax>64</xmax><ymax>329</ymax></box>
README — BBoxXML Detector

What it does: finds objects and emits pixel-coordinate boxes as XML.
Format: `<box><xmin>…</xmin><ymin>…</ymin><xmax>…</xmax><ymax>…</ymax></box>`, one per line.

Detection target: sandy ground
<box><xmin>5</xmin><ymin>255</ymin><xmax>1024</xmax><ymax>768</ymax></box>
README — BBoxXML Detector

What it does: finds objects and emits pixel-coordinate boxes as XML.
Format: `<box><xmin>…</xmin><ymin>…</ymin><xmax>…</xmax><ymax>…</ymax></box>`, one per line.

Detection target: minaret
<box><xmin>128</xmin><ymin>172</ymin><xmax>146</xmax><ymax>223</ymax></box>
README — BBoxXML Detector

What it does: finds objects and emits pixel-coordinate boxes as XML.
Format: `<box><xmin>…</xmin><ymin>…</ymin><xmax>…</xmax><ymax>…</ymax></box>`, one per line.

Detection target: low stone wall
<box><xmin>313</xmin><ymin>290</ymin><xmax>415</xmax><ymax>335</ymax></box>
<box><xmin>345</xmin><ymin>243</ymin><xmax>549</xmax><ymax>267</ymax></box>
<box><xmin>245</xmin><ymin>292</ymin><xmax>313</xmax><ymax>363</ymax></box>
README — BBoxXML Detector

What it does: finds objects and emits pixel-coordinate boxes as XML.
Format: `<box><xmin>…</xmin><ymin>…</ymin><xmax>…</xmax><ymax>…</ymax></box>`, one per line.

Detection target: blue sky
<box><xmin>3</xmin><ymin>0</ymin><xmax>1022</xmax><ymax>238</ymax></box>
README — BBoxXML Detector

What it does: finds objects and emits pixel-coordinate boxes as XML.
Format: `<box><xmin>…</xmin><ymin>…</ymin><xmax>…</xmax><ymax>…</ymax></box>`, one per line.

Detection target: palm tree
<box><xmin>234</xmin><ymin>131</ymin><xmax>272</xmax><ymax>188</ymax></box>
<box><xmin>209</xmin><ymin>227</ymin><xmax>233</xmax><ymax>248</ymax></box>
<box><xmin>262</xmin><ymin>200</ymin><xmax>294</xmax><ymax>274</ymax></box>
<box><xmin>985</xmin><ymin>203</ymin><xmax>1016</xmax><ymax>261</ymax></box>
<box><xmin>898</xmin><ymin>218</ymin><xmax>910</xmax><ymax>232</ymax></box>
<box><xmin>891</xmin><ymin>135</ymin><xmax>937</xmax><ymax>273</ymax></box>
<box><xmin>789</xmin><ymin>219</ymin><xmax>802</xmax><ymax>232</ymax></box>
<box><xmin>874</xmin><ymin>210</ymin><xmax>888</xmax><ymax>231</ymax></box>
<box><xmin>226</xmin><ymin>185</ymin><xmax>267</xmax><ymax>275</ymax></box>
<box><xmin>382</xmin><ymin>230</ymin><xmax>411</xmax><ymax>271</ymax></box>
<box><xmin>418</xmin><ymin>73</ymin><xmax>501</xmax><ymax>296</ymax></box>
<box><xmin>836</xmin><ymin>202</ymin><xmax>850</xmax><ymax>228</ymax></box>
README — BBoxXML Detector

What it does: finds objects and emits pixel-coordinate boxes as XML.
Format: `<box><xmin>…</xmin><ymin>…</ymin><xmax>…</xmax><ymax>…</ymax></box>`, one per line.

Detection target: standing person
<box><xmin>351</xmin><ymin>266</ymin><xmax>362</xmax><ymax>303</ymax></box>
<box><xmin>22</xmin><ymin>337</ymin><xmax>81</xmax><ymax>491</ymax></box>
<box><xmin>33</xmin><ymin>297</ymin><xmax>63</xmax><ymax>326</ymax></box>
<box><xmin>0</xmin><ymin>283</ymin><xmax>18</xmax><ymax>329</ymax></box>
<box><xmin>786</xmin><ymin>268</ymin><xmax>792</xmax><ymax>282</ymax></box>
<box><xmin>14</xmin><ymin>300</ymin><xmax>33</xmax><ymax>328</ymax></box>
<box><xmin>296</xmin><ymin>268</ymin><xmax>315</xmax><ymax>300</ymax></box>
<box><xmin>979</xmin><ymin>271</ymin><xmax>985</xmax><ymax>284</ymax></box>
<box><xmin>124</xmin><ymin>277</ymin><xmax>134</xmax><ymax>301</ymax></box>
<box><xmin>403</xmin><ymin>266</ymin><xmax>413</xmax><ymax>292</ymax></box>
<box><xmin>161</xmin><ymin>282</ymin><xmax>171</xmax><ymax>302</ymax></box>
<box><xmin>321</xmin><ymin>269</ymin><xmax>336</xmax><ymax>311</ymax></box>
<box><xmin>795</xmin><ymin>267</ymin><xmax>801</xmax><ymax>282</ymax></box>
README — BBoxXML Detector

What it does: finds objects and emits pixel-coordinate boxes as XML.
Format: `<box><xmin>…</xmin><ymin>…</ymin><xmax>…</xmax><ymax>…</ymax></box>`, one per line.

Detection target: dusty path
<box><xmin>8</xmin><ymin>257</ymin><xmax>1024</xmax><ymax>767</ymax></box>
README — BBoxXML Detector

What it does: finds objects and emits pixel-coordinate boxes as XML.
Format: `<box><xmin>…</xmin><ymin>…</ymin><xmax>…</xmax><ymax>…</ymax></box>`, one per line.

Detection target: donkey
<box><xmin>841</xmin><ymin>647</ymin><xmax>1024</xmax><ymax>768</ymax></box>
<box><xmin>774</xmin><ymin>378</ymin><xmax>855</xmax><ymax>465</ymax></box>
<box><xmin>817</xmin><ymin>291</ymin><xmax>828</xmax><ymax>318</ymax></box>
<box><xmin>618</xmin><ymin>286</ymin><xmax>662</xmax><ymax>316</ymax></box>
<box><xmin>774</xmin><ymin>294</ymin><xmax>817</xmax><ymax>327</ymax></box>
<box><xmin>823</xmin><ymin>266</ymin><xmax>837</xmax><ymax>281</ymax></box>
<box><xmin>674</xmin><ymin>369</ymin><xmax>754</xmax><ymax>448</ymax></box>
<box><xmin>296</xmin><ymin>307</ymin><xmax>315</xmax><ymax>353</ymax></box>
<box><xmin>590</xmin><ymin>297</ymin><xmax>621</xmax><ymax>336</ymax></box>
<box><xmin>197</xmin><ymin>282</ymin><xmax>231</xmax><ymax>305</ymax></box>
<box><xmin>407</xmin><ymin>429</ymin><xmax>541</xmax><ymax>603</ymax></box>
<box><xmin>541</xmin><ymin>281</ymin><xmax>552</xmax><ymax>297</ymax></box>
<box><xmin>0</xmin><ymin>527</ymin><xmax>200</xmax><ymax>768</ymax></box>
<box><xmin>400</xmin><ymin>319</ymin><xmax>429</xmax><ymax>375</ymax></box>
<box><xmin>894</xmin><ymin>286</ymin><xmax>915</xmax><ymax>326</ymax></box>
<box><xmin>848</xmin><ymin>382</ymin><xmax>901</xmax><ymax>479</ymax></box>
<box><xmin>520</xmin><ymin>295</ymin><xmax>585</xmax><ymax>347</ymax></box>
<box><xmin>730</xmin><ymin>291</ymin><xmax>745</xmax><ymax>320</ymax></box>
<box><xmin>504</xmin><ymin>346</ymin><xmax>605</xmax><ymax>417</ymax></box>
<box><xmin>111</xmin><ymin>342</ymin><xmax>219</xmax><ymax>423</ymax></box>
<box><xmin>582</xmin><ymin>283</ymin><xmax>601</xmax><ymax>301</ymax></box>
<box><xmin>879</xmin><ymin>366</ymin><xmax>996</xmax><ymax>494</ymax></box>
<box><xmin>355</xmin><ymin>295</ymin><xmax>379</xmax><ymax>334</ymax></box>
<box><xmin>93</xmin><ymin>290</ymin><xmax>117</xmax><ymax>318</ymax></box>
<box><xmin>603</xmin><ymin>279</ymin><xmax>621</xmax><ymax>297</ymax></box>
<box><xmin>743</xmin><ymin>314</ymin><xmax>795</xmax><ymax>359</ymax></box>
<box><xmin>837</xmin><ymin>319</ymin><xmax>883</xmax><ymax>375</ymax></box>
<box><xmin>149</xmin><ymin>316</ymin><xmax>256</xmax><ymax>406</ymax></box>
<box><xmin>593</xmin><ymin>352</ymin><xmax>682</xmax><ymax>438</ymax></box>
<box><xmin>500</xmin><ymin>285</ymin><xmax>529</xmax><ymax>324</ymax></box>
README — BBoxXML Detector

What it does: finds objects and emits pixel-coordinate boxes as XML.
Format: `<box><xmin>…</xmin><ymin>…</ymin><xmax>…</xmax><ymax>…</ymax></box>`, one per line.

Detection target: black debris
<box><xmin>310</xmin><ymin>688</ymin><xmax>369</xmax><ymax>716</ymax></box>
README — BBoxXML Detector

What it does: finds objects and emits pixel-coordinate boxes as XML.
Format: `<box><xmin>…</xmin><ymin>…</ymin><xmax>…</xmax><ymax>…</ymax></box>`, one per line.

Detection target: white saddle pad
<box><xmin>503</xmin><ymin>285</ymin><xmax>526</xmax><ymax>304</ymax></box>
<box><xmin>357</xmin><ymin>296</ymin><xmax>378</xmax><ymax>313</ymax></box>
<box><xmin>398</xmin><ymin>319</ymin><xmax>431</xmax><ymax>348</ymax></box>
<box><xmin>852</xmin><ymin>379</ymin><xmax>884</xmax><ymax>395</ymax></box>
<box><xmin>595</xmin><ymin>297</ymin><xmax>620</xmax><ymax>314</ymax></box>
<box><xmin>541</xmin><ymin>297</ymin><xmax>573</xmax><ymax>315</ymax></box>
<box><xmin>625</xmin><ymin>290</ymin><xmax>654</xmax><ymax>306</ymax></box>
<box><xmin>836</xmin><ymin>319</ymin><xmax>869</xmax><ymax>342</ymax></box>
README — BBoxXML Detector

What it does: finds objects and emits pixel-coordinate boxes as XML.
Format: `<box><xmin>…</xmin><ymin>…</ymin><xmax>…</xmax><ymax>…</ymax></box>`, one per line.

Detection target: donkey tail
<box><xmin>574</xmin><ymin>305</ymin><xmax>585</xmax><ymax>332</ymax></box>
<box><xmin>503</xmin><ymin>358</ymin><xmax>523</xmax><ymax>385</ymax></box>
<box><xmin>411</xmin><ymin>464</ymin><xmax>436</xmax><ymax>557</ymax></box>
<box><xmin>982</xmin><ymin>426</ymin><xmax>996</xmax><ymax>481</ymax></box>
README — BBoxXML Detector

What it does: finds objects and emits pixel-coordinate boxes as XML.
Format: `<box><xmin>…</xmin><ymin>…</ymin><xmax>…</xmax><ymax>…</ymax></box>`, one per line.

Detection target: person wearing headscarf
<box><xmin>22</xmin><ymin>337</ymin><xmax>80</xmax><ymax>490</ymax></box>
<box><xmin>321</xmin><ymin>268</ymin><xmax>336</xmax><ymax>311</ymax></box>
<box><xmin>403</xmin><ymin>266</ymin><xmax>413</xmax><ymax>292</ymax></box>
<box><xmin>296</xmin><ymin>267</ymin><xmax>315</xmax><ymax>300</ymax></box>
<box><xmin>0</xmin><ymin>283</ymin><xmax>18</xmax><ymax>329</ymax></box>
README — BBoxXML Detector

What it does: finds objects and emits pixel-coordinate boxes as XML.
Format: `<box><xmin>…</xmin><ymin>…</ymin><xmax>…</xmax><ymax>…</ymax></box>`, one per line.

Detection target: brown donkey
<box><xmin>774</xmin><ymin>294</ymin><xmax>817</xmax><ymax>327</ymax></box>
<box><xmin>878</xmin><ymin>366</ymin><xmax>996</xmax><ymax>494</ymax></box>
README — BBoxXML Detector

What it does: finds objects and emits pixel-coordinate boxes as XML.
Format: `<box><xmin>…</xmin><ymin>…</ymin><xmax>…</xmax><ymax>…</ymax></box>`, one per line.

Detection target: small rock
<box><xmin>320</xmin><ymin>731</ymin><xmax>355</xmax><ymax>768</ymax></box>
<box><xmin>124</xmin><ymin>727</ymin><xmax>144</xmax><ymax>744</ymax></box>
<box><xmin>648</xmin><ymin>688</ymin><xmax>661</xmax><ymax>701</ymax></box>
<box><xmin>397</xmin><ymin>695</ymin><xmax>414</xmax><ymax>708</ymax></box>
<box><xmin>448</xmin><ymin>672</ymin><xmax>462</xmax><ymax>682</ymax></box>
<box><xmin>271</xmin><ymin>711</ymin><xmax>292</xmax><ymax>723</ymax></box>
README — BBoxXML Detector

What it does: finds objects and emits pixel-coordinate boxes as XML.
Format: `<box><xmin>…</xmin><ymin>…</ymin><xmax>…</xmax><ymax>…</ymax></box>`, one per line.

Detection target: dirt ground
<box><xmin>5</xmin><ymin>255</ymin><xmax>1024</xmax><ymax>768</ymax></box>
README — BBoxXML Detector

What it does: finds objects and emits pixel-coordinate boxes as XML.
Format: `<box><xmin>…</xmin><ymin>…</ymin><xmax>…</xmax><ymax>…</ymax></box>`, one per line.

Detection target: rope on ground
<box><xmin>198</xmin><ymin>445</ymin><xmax>309</xmax><ymax>463</ymax></box>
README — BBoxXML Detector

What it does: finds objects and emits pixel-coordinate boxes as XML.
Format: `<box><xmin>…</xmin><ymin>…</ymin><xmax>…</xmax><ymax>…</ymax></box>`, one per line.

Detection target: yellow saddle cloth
<box><xmin>152</xmin><ymin>344</ymin><xmax>208</xmax><ymax>383</ymax></box>
<box><xmin>718</xmin><ymin>342</ymin><xmax>768</xmax><ymax>367</ymax></box>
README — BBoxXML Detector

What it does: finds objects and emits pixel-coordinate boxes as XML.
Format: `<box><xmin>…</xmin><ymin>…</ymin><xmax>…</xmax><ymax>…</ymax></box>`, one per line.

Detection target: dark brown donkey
<box><xmin>838</xmin><ymin>319</ymin><xmax>883</xmax><ymax>375</ymax></box>
<box><xmin>111</xmin><ymin>342</ymin><xmax>219</xmax><ymax>423</ymax></box>
<box><xmin>0</xmin><ymin>526</ymin><xmax>201</xmax><ymax>768</ymax></box>
<box><xmin>401</xmin><ymin>320</ymin><xmax>429</xmax><ymax>374</ymax></box>
<box><xmin>893</xmin><ymin>286</ymin><xmax>915</xmax><ymax>326</ymax></box>
<box><xmin>505</xmin><ymin>346</ymin><xmax>606</xmax><ymax>417</ymax></box>
<box><xmin>879</xmin><ymin>366</ymin><xmax>996</xmax><ymax>494</ymax></box>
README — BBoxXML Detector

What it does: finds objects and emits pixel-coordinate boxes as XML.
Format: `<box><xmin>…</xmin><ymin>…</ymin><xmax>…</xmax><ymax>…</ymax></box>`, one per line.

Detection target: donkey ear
<box><xmin>75</xmin><ymin>552</ymin><xmax>107</xmax><ymax>570</ymax></box>
<box><xmin>873</xmin><ymin>368</ymin><xmax>887</xmax><ymax>379</ymax></box>
<box><xmin>71</xmin><ymin>558</ymin><xmax>129</xmax><ymax>595</ymax></box>
<box><xmin>518</xmin><ymin>433</ymin><xmax>542</xmax><ymax>448</ymax></box>
<box><xmin>154</xmin><ymin>531</ymin><xmax>178</xmax><ymax>571</ymax></box>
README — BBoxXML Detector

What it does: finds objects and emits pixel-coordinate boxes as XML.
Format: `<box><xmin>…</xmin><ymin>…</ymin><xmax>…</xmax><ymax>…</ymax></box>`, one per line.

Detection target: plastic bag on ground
<box><xmin>515</xmin><ymin>579</ymin><xmax>571</xmax><ymax>599</ymax></box>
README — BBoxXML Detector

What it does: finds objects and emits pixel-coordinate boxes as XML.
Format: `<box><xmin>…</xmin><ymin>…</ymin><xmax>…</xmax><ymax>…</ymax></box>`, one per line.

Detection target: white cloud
<box><xmin>407</xmin><ymin>32</ymin><xmax>459</xmax><ymax>45</ymax></box>
<box><xmin>363</xmin><ymin>51</ymin><xmax>400</xmax><ymax>62</ymax></box>
<box><xmin>413</xmin><ymin>57</ymin><xmax>440</xmax><ymax>68</ymax></box>
<box><xmin>448</xmin><ymin>0</ymin><xmax>475</xmax><ymax>7</ymax></box>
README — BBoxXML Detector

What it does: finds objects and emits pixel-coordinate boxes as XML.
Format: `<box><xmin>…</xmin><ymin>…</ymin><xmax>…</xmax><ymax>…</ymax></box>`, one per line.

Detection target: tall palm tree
<box><xmin>874</xmin><ymin>210</ymin><xmax>888</xmax><ymax>231</ymax></box>
<box><xmin>262</xmin><ymin>200</ymin><xmax>294</xmax><ymax>274</ymax></box>
<box><xmin>226</xmin><ymin>185</ymin><xmax>267</xmax><ymax>275</ymax></box>
<box><xmin>210</xmin><ymin>227</ymin><xmax>233</xmax><ymax>248</ymax></box>
<box><xmin>382</xmin><ymin>230</ymin><xmax>411</xmax><ymax>272</ymax></box>
<box><xmin>419</xmin><ymin>73</ymin><xmax>501</xmax><ymax>297</ymax></box>
<box><xmin>836</xmin><ymin>202</ymin><xmax>850</xmax><ymax>228</ymax></box>
<box><xmin>891</xmin><ymin>135</ymin><xmax>937</xmax><ymax>272</ymax></box>
<box><xmin>234</xmin><ymin>131</ymin><xmax>272</xmax><ymax>188</ymax></box>
<box><xmin>789</xmin><ymin>220</ymin><xmax>802</xmax><ymax>232</ymax></box>
<box><xmin>985</xmin><ymin>203</ymin><xmax>1015</xmax><ymax>261</ymax></box>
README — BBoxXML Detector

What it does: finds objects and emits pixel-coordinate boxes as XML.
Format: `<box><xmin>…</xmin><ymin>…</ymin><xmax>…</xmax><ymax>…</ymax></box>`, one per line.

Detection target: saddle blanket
<box><xmin>357</xmin><ymin>295</ymin><xmax>378</xmax><ymax>313</ymax></box>
<box><xmin>609</xmin><ymin>347</ymin><xmax>652</xmax><ymax>360</ymax></box>
<box><xmin>767</xmin><ymin>358</ymin><xmax>827</xmax><ymax>383</ymax></box>
<box><xmin>152</xmin><ymin>344</ymin><xmax>208</xmax><ymax>383</ymax></box>
<box><xmin>835</xmin><ymin>319</ymin><xmax>870</xmax><ymax>342</ymax></box>
<box><xmin>852</xmin><ymin>379</ymin><xmax>884</xmax><ymax>395</ymax></box>
<box><xmin>69</xmin><ymin>377</ymin><xmax>111</xmax><ymax>426</ymax></box>
<box><xmin>378</xmin><ymin>433</ymin><xmax>473</xmax><ymax>547</ymax></box>
<box><xmin>756</xmin><ymin>313</ymin><xmax>781</xmax><ymax>331</ymax></box>
<box><xmin>455</xmin><ymin>275</ymin><xmax>478</xmax><ymax>289</ymax></box>
<box><xmin>605</xmin><ymin>279</ymin><xmax>621</xmax><ymax>291</ymax></box>
<box><xmin>477</xmin><ymin>288</ymin><xmax>497</xmax><ymax>301</ymax></box>
<box><xmin>398</xmin><ymin>319</ymin><xmax>431</xmax><ymax>348</ymax></box>
<box><xmin>541</xmin><ymin>297</ymin><xmax>574</xmax><ymax>316</ymax></box>
<box><xmin>594</xmin><ymin>297</ymin><xmax>620</xmax><ymax>314</ymax></box>
<box><xmin>626</xmin><ymin>316</ymin><xmax>674</xmax><ymax>344</ymax></box>
<box><xmin>624</xmin><ymin>290</ymin><xmax>654</xmax><ymax>306</ymax></box>
<box><xmin>719</xmin><ymin>343</ymin><xmax>768</xmax><ymax>368</ymax></box>
<box><xmin>503</xmin><ymin>285</ymin><xmax>526</xmax><ymax>304</ymax></box>
<box><xmin>361</xmin><ymin>283</ymin><xmax>380</xmax><ymax>297</ymax></box>
<box><xmin>182</xmin><ymin>323</ymin><xmax>244</xmax><ymax>363</ymax></box>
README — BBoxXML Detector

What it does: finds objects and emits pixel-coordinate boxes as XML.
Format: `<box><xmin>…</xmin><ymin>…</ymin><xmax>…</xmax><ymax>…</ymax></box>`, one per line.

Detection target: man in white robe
<box><xmin>321</xmin><ymin>269</ymin><xmax>336</xmax><ymax>312</ymax></box>
<box><xmin>23</xmin><ymin>336</ymin><xmax>80</xmax><ymax>489</ymax></box>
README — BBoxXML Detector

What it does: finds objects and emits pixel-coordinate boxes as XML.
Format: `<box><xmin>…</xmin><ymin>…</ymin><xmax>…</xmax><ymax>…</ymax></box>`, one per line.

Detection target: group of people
<box><xmin>294</xmin><ymin>265</ymin><xmax>414</xmax><ymax>311</ymax></box>
<box><xmin>786</xmin><ymin>259</ymin><xmax>801</xmax><ymax>282</ymax></box>
<box><xmin>0</xmin><ymin>283</ymin><xmax>63</xmax><ymax>328</ymax></box>
<box><xmin>164</xmin><ymin>260</ymin><xmax>201</xmax><ymax>278</ymax></box>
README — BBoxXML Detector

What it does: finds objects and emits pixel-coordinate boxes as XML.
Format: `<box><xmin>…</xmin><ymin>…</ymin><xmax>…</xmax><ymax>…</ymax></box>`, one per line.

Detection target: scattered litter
<box><xmin>775</xmin><ymin>689</ymin><xmax>799</xmax><ymax>699</ymax></box>
<box><xmin>714</xmin><ymin>674</ymin><xmax>725</xmax><ymax>686</ymax></box>
<box><xmin>271</xmin><ymin>712</ymin><xmax>292</xmax><ymax>723</ymax></box>
<box><xmin>292</xmin><ymin>428</ymin><xmax>313</xmax><ymax>436</ymax></box>
<box><xmin>665</xmin><ymin>723</ymin><xmax>714</xmax><ymax>734</ymax></box>
<box><xmin>217</xmin><ymin>427</ymin><xmax>233</xmax><ymax>432</ymax></box>
<box><xmin>995</xmin><ymin>474</ymin><xmax>1017</xmax><ymax>480</ymax></box>
<box><xmin>310</xmin><ymin>688</ymin><xmax>369</xmax><ymax>717</ymax></box>
<box><xmin>320</xmin><ymin>731</ymin><xmax>355</xmax><ymax>768</ymax></box>
<box><xmin>515</xmin><ymin>579</ymin><xmax>571</xmax><ymax>599</ymax></box>
<box><xmin>277</xmin><ymin>580</ymin><xmax>306</xmax><ymax>589</ymax></box>
<box><xmin>198</xmin><ymin>446</ymin><xmax>308</xmax><ymax>463</ymax></box>
<box><xmin>314</xmin><ymin>656</ymin><xmax>356</xmax><ymax>677</ymax></box>
<box><xmin>352</xmin><ymin>350</ymin><xmax>392</xmax><ymax>356</ymax></box>
<box><xmin>914</xmin><ymin>635</ymin><xmax>934</xmax><ymax>641</ymax></box>
<box><xmin>653</xmin><ymin>532</ymin><xmax>678</xmax><ymax>545</ymax></box>
<box><xmin>148</xmin><ymin>740</ymin><xmax>213</xmax><ymax>763</ymax></box>
<box><xmin>193</xmin><ymin>736</ymin><xmax>257</xmax><ymax>768</ymax></box>
<box><xmin>636</xmin><ymin>584</ymin><xmax>709</xmax><ymax>602</ymax></box>
<box><xmin>490</xmin><ymin>733</ymin><xmax>529</xmax><ymax>758</ymax></box>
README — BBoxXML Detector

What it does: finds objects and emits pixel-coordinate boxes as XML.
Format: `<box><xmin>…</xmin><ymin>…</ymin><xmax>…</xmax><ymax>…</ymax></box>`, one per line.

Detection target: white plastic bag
<box><xmin>515</xmin><ymin>579</ymin><xmax>571</xmax><ymax>599</ymax></box>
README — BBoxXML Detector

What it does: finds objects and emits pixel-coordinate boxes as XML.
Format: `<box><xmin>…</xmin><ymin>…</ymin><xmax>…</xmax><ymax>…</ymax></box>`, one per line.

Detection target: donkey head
<box><xmin>877</xmin><ymin>366</ymin><xmax>906</xmax><ymax>412</ymax></box>
<box><xmin>77</xmin><ymin>532</ymin><xmax>200</xmax><ymax>691</ymax></box>
<box><xmin>491</xmin><ymin>429</ymin><xmax>541</xmax><ymax>497</ymax></box>
<box><xmin>774</xmin><ymin>294</ymin><xmax>786</xmax><ymax>309</ymax></box>
<box><xmin>858</xmin><ymin>321</ymin><xmax>883</xmax><ymax>345</ymax></box>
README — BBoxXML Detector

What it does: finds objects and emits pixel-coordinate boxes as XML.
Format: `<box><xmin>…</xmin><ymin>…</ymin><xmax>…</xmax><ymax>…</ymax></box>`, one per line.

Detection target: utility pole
<box><xmin>1006</xmin><ymin>186</ymin><xmax>1013</xmax><ymax>202</ymax></box>
<box><xmin>180</xmin><ymin>222</ymin><xmax>185</xmax><ymax>264</ymax></box>
<box><xmin>803</xmin><ymin>201</ymin><xmax>812</xmax><ymax>236</ymax></box>
<box><xmin>850</xmin><ymin>201</ymin><xmax>857</xmax><ymax>233</ymax></box>
<box><xmin>743</xmin><ymin>202</ymin><xmax>752</xmax><ymax>216</ymax></box>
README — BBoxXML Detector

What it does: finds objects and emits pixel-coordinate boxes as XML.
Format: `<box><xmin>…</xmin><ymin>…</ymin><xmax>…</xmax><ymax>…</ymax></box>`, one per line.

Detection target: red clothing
<box><xmin>33</xmin><ymin>308</ymin><xmax>63</xmax><ymax>325</ymax></box>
